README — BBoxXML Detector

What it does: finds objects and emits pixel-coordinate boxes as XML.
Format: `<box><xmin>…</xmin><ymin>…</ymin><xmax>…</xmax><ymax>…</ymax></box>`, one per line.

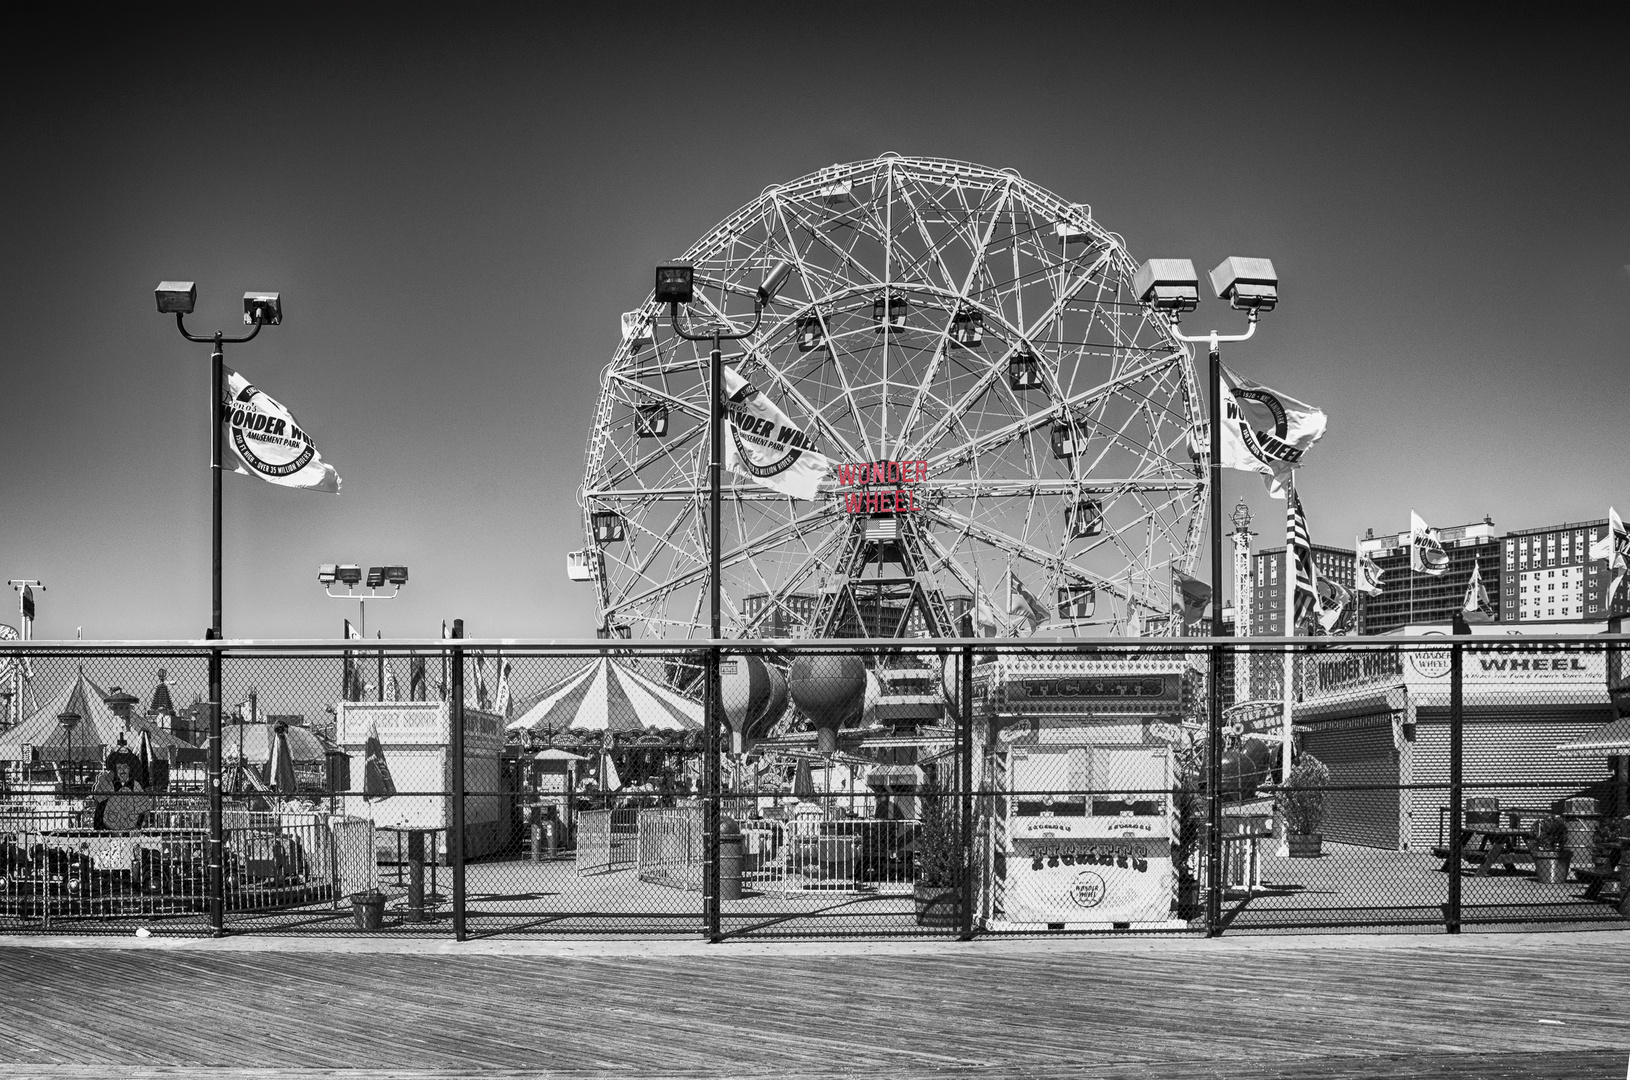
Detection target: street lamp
<box><xmin>320</xmin><ymin>562</ymin><xmax>407</xmax><ymax>701</ymax></box>
<box><xmin>654</xmin><ymin>257</ymin><xmax>791</xmax><ymax>940</ymax></box>
<box><xmin>1133</xmin><ymin>254</ymin><xmax>1279</xmax><ymax>934</ymax></box>
<box><xmin>156</xmin><ymin>280</ymin><xmax>280</xmax><ymax>937</ymax></box>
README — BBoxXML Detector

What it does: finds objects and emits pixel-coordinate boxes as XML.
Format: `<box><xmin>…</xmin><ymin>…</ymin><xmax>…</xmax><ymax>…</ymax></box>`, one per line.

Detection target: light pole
<box><xmin>319</xmin><ymin>564</ymin><xmax>407</xmax><ymax>701</ymax></box>
<box><xmin>1133</xmin><ymin>255</ymin><xmax>1279</xmax><ymax>936</ymax></box>
<box><xmin>652</xmin><ymin>258</ymin><xmax>790</xmax><ymax>940</ymax></box>
<box><xmin>156</xmin><ymin>281</ymin><xmax>281</xmax><ymax>936</ymax></box>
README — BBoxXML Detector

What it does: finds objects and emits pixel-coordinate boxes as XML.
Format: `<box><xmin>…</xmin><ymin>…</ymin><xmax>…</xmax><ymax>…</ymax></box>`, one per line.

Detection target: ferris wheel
<box><xmin>576</xmin><ymin>155</ymin><xmax>1205</xmax><ymax>640</ymax></box>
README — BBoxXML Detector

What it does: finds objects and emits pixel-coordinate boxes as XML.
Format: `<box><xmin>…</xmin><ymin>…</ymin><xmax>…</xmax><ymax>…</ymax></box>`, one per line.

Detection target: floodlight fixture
<box><xmin>384</xmin><ymin>565</ymin><xmax>409</xmax><ymax>585</ymax></box>
<box><xmin>317</xmin><ymin>564</ymin><xmax>338</xmax><ymax>584</ymax></box>
<box><xmin>1208</xmin><ymin>257</ymin><xmax>1278</xmax><ymax>314</ymax></box>
<box><xmin>654</xmin><ymin>263</ymin><xmax>694</xmax><ymax>305</ymax></box>
<box><xmin>243</xmin><ymin>292</ymin><xmax>282</xmax><ymax>326</ymax></box>
<box><xmin>757</xmin><ymin>260</ymin><xmax>793</xmax><ymax>304</ymax></box>
<box><xmin>154</xmin><ymin>281</ymin><xmax>197</xmax><ymax>315</ymax></box>
<box><xmin>1131</xmin><ymin>259</ymin><xmax>1200</xmax><ymax>317</ymax></box>
<box><xmin>335</xmin><ymin>564</ymin><xmax>362</xmax><ymax>586</ymax></box>
<box><xmin>365</xmin><ymin>567</ymin><xmax>386</xmax><ymax>588</ymax></box>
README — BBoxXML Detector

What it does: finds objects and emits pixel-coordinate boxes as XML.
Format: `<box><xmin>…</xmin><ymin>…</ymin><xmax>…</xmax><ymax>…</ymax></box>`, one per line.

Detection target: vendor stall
<box><xmin>973</xmin><ymin>652</ymin><xmax>1198</xmax><ymax>930</ymax></box>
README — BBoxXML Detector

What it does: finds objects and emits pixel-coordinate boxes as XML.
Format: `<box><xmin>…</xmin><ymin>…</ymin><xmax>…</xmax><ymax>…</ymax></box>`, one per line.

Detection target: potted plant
<box><xmin>1276</xmin><ymin>754</ymin><xmax>1331</xmax><ymax>858</ymax></box>
<box><xmin>1530</xmin><ymin>814</ymin><xmax>1571</xmax><ymax>884</ymax></box>
<box><xmin>912</xmin><ymin>767</ymin><xmax>964</xmax><ymax>927</ymax></box>
<box><xmin>1170</xmin><ymin>734</ymin><xmax>1206</xmax><ymax>920</ymax></box>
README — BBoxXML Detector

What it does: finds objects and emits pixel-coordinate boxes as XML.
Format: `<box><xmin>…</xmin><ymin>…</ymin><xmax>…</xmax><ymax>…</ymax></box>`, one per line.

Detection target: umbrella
<box><xmin>267</xmin><ymin>720</ymin><xmax>298</xmax><ymax>794</ymax></box>
<box><xmin>1557</xmin><ymin>717</ymin><xmax>1630</xmax><ymax>757</ymax></box>
<box><xmin>362</xmin><ymin>719</ymin><xmax>397</xmax><ymax>801</ymax></box>
<box><xmin>507</xmin><ymin>657</ymin><xmax>702</xmax><ymax>736</ymax></box>
<box><xmin>135</xmin><ymin>728</ymin><xmax>169</xmax><ymax>791</ymax></box>
<box><xmin>793</xmin><ymin>756</ymin><xmax>817</xmax><ymax>800</ymax></box>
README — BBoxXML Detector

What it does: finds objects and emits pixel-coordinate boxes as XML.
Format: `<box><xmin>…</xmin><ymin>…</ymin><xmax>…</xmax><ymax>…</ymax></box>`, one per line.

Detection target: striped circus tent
<box><xmin>506</xmin><ymin>657</ymin><xmax>701</xmax><ymax>736</ymax></box>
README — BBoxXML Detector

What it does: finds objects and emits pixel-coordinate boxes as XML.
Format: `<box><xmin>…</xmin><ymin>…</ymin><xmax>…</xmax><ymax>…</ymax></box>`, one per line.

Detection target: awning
<box><xmin>1557</xmin><ymin>717</ymin><xmax>1630</xmax><ymax>757</ymax></box>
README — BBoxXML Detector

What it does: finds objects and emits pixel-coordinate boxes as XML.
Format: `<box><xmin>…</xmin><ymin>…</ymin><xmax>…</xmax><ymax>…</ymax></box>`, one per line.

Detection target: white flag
<box><xmin>1410</xmin><ymin>511</ymin><xmax>1449</xmax><ymax>576</ymax></box>
<box><xmin>222</xmin><ymin>367</ymin><xmax>340</xmax><ymax>493</ymax></box>
<box><xmin>721</xmin><ymin>367</ymin><xmax>830</xmax><ymax>500</ymax></box>
<box><xmin>1218</xmin><ymin>365</ymin><xmax>1327</xmax><ymax>499</ymax></box>
<box><xmin>1463</xmin><ymin>561</ymin><xmax>1492</xmax><ymax>614</ymax></box>
<box><xmin>1355</xmin><ymin>549</ymin><xmax>1385</xmax><ymax>595</ymax></box>
<box><xmin>1007</xmin><ymin>571</ymin><xmax>1050</xmax><ymax>633</ymax></box>
<box><xmin>1589</xmin><ymin>507</ymin><xmax>1629</xmax><ymax>604</ymax></box>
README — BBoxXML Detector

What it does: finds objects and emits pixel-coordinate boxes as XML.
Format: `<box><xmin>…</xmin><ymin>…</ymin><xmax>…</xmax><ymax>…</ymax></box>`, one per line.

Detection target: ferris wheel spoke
<box><xmin>924</xmin><ymin>504</ymin><xmax>1130</xmax><ymax>603</ymax></box>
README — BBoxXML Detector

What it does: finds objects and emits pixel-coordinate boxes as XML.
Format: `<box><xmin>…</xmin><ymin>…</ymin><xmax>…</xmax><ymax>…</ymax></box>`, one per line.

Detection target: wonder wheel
<box><xmin>576</xmin><ymin>154</ymin><xmax>1205</xmax><ymax>639</ymax></box>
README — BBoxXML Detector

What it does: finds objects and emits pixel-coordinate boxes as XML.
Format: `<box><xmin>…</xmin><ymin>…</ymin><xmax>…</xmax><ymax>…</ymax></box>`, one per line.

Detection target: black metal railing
<box><xmin>0</xmin><ymin>636</ymin><xmax>1625</xmax><ymax>938</ymax></box>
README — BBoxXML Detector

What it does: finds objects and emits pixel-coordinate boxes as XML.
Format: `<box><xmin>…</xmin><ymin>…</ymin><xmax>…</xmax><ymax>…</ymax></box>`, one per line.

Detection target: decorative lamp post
<box><xmin>1132</xmin><ymin>256</ymin><xmax>1278</xmax><ymax>936</ymax></box>
<box><xmin>652</xmin><ymin>258</ymin><xmax>791</xmax><ymax>940</ymax></box>
<box><xmin>155</xmin><ymin>280</ymin><xmax>281</xmax><ymax>936</ymax></box>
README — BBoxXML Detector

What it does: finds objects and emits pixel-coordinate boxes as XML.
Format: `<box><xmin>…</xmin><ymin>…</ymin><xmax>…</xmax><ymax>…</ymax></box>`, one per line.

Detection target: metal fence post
<box><xmin>704</xmin><ymin>642</ymin><xmax>721</xmax><ymax>942</ymax></box>
<box><xmin>1447</xmin><ymin>640</ymin><xmax>1463</xmax><ymax>934</ymax></box>
<box><xmin>959</xmin><ymin>643</ymin><xmax>975</xmax><ymax>941</ymax></box>
<box><xmin>450</xmin><ymin>622</ymin><xmax>466</xmax><ymax>941</ymax></box>
<box><xmin>1205</xmin><ymin>639</ymin><xmax>1225</xmax><ymax>937</ymax></box>
<box><xmin>207</xmin><ymin>632</ymin><xmax>225</xmax><ymax>937</ymax></box>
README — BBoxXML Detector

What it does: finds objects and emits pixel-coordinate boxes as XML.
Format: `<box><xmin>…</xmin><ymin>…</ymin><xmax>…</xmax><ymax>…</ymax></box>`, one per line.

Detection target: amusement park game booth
<box><xmin>973</xmin><ymin>651</ymin><xmax>1200</xmax><ymax>930</ymax></box>
<box><xmin>1289</xmin><ymin>624</ymin><xmax>1617</xmax><ymax>853</ymax></box>
<box><xmin>335</xmin><ymin>700</ymin><xmax>511</xmax><ymax>863</ymax></box>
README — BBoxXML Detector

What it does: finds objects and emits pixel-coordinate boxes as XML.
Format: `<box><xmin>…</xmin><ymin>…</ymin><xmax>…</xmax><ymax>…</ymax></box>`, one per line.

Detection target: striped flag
<box><xmin>1288</xmin><ymin>491</ymin><xmax>1319</xmax><ymax>634</ymax></box>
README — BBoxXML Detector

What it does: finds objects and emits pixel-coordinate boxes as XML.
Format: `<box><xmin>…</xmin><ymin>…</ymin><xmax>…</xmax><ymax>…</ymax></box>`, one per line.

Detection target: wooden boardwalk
<box><xmin>0</xmin><ymin>935</ymin><xmax>1627</xmax><ymax>1079</ymax></box>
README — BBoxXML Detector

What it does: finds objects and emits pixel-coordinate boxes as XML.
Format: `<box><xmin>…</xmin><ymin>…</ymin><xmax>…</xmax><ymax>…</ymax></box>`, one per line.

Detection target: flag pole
<box><xmin>1279</xmin><ymin>476</ymin><xmax>1297</xmax><ymax>856</ymax></box>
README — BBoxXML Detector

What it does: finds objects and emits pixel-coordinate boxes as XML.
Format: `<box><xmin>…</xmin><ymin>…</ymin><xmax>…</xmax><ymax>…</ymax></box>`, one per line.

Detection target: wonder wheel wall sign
<box><xmin>578</xmin><ymin>154</ymin><xmax>1205</xmax><ymax>640</ymax></box>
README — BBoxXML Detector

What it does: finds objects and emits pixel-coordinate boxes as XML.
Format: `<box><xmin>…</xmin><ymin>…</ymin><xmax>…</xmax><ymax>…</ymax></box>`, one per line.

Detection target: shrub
<box><xmin>1277</xmin><ymin>754</ymin><xmax>1331</xmax><ymax>836</ymax></box>
<box><xmin>914</xmin><ymin>766</ymin><xmax>964</xmax><ymax>888</ymax></box>
<box><xmin>1531</xmin><ymin>814</ymin><xmax>1566</xmax><ymax>852</ymax></box>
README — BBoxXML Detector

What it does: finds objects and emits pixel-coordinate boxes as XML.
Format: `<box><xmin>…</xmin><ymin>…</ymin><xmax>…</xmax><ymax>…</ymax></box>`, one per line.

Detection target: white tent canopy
<box><xmin>507</xmin><ymin>657</ymin><xmax>701</xmax><ymax>736</ymax></box>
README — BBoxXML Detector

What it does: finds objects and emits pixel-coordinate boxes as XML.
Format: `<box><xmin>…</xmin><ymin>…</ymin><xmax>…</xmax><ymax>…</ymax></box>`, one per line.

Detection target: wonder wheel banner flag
<box><xmin>1355</xmin><ymin>546</ymin><xmax>1385</xmax><ymax>595</ymax></box>
<box><xmin>1588</xmin><ymin>507</ymin><xmax>1629</xmax><ymax>603</ymax></box>
<box><xmin>721</xmin><ymin>366</ymin><xmax>830</xmax><ymax>500</ymax></box>
<box><xmin>1317</xmin><ymin>578</ymin><xmax>1355</xmax><ymax>635</ymax></box>
<box><xmin>1409</xmin><ymin>511</ymin><xmax>1448</xmax><ymax>575</ymax></box>
<box><xmin>1288</xmin><ymin>491</ymin><xmax>1319</xmax><ymax>633</ymax></box>
<box><xmin>1219</xmin><ymin>364</ymin><xmax>1327</xmax><ymax>499</ymax></box>
<box><xmin>222</xmin><ymin>367</ymin><xmax>340</xmax><ymax>494</ymax></box>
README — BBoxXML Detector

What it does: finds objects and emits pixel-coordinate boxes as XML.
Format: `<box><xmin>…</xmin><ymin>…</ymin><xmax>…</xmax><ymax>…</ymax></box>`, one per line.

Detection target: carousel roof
<box><xmin>507</xmin><ymin>657</ymin><xmax>701</xmax><ymax>736</ymax></box>
<box><xmin>0</xmin><ymin>668</ymin><xmax>187</xmax><ymax>762</ymax></box>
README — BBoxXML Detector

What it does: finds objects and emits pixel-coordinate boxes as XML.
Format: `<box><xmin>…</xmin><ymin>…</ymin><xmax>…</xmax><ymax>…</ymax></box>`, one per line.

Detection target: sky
<box><xmin>0</xmin><ymin>6</ymin><xmax>1625</xmax><ymax>642</ymax></box>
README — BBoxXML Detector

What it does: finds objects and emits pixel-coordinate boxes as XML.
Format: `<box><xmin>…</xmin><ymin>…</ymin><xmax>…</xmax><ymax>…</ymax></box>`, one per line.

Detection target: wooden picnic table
<box><xmin>1439</xmin><ymin>825</ymin><xmax>1534</xmax><ymax>876</ymax></box>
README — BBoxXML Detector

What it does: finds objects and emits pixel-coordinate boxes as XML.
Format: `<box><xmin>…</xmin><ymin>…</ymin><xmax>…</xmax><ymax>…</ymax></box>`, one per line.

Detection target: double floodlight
<box><xmin>384</xmin><ymin>565</ymin><xmax>409</xmax><ymax>585</ymax></box>
<box><xmin>1132</xmin><ymin>257</ymin><xmax>1278</xmax><ymax>319</ymax></box>
<box><xmin>335</xmin><ymin>564</ymin><xmax>362</xmax><ymax>586</ymax></box>
<box><xmin>653</xmin><ymin>260</ymin><xmax>794</xmax><ymax>308</ymax></box>
<box><xmin>154</xmin><ymin>282</ymin><xmax>283</xmax><ymax>324</ymax></box>
<box><xmin>317</xmin><ymin>564</ymin><xmax>338</xmax><ymax>585</ymax></box>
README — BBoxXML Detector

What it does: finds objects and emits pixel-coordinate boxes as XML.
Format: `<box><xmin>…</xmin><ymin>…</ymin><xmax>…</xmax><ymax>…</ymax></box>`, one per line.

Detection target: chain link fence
<box><xmin>1</xmin><ymin>637</ymin><xmax>1625</xmax><ymax>938</ymax></box>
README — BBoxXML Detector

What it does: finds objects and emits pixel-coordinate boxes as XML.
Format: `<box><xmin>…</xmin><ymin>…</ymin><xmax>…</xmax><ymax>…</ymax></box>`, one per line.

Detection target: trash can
<box><xmin>1561</xmin><ymin>796</ymin><xmax>1599</xmax><ymax>873</ymax></box>
<box><xmin>349</xmin><ymin>890</ymin><xmax>386</xmax><ymax>931</ymax></box>
<box><xmin>719</xmin><ymin>818</ymin><xmax>743</xmax><ymax>901</ymax></box>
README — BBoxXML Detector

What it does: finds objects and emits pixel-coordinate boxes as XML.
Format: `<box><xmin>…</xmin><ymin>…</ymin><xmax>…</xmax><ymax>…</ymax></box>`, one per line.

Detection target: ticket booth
<box><xmin>974</xmin><ymin>654</ymin><xmax>1198</xmax><ymax>930</ymax></box>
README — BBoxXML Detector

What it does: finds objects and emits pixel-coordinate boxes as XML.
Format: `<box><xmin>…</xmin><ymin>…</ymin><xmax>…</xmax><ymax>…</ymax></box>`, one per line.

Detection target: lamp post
<box><xmin>156</xmin><ymin>280</ymin><xmax>280</xmax><ymax>936</ymax></box>
<box><xmin>1133</xmin><ymin>256</ymin><xmax>1278</xmax><ymax>936</ymax></box>
<box><xmin>319</xmin><ymin>564</ymin><xmax>407</xmax><ymax>702</ymax></box>
<box><xmin>652</xmin><ymin>258</ymin><xmax>791</xmax><ymax>940</ymax></box>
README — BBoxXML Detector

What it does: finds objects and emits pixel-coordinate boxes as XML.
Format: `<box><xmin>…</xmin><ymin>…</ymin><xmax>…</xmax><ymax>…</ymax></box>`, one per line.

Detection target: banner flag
<box><xmin>1317</xmin><ymin>578</ymin><xmax>1355</xmax><ymax>635</ymax></box>
<box><xmin>222</xmin><ymin>367</ymin><xmax>340</xmax><ymax>494</ymax></box>
<box><xmin>721</xmin><ymin>366</ymin><xmax>830</xmax><ymax>500</ymax></box>
<box><xmin>1008</xmin><ymin>570</ymin><xmax>1051</xmax><ymax>633</ymax></box>
<box><xmin>1355</xmin><ymin>547</ymin><xmax>1385</xmax><ymax>595</ymax></box>
<box><xmin>1172</xmin><ymin>570</ymin><xmax>1212</xmax><ymax>633</ymax></box>
<box><xmin>1289</xmin><ymin>491</ymin><xmax>1319</xmax><ymax>633</ymax></box>
<box><xmin>974</xmin><ymin>590</ymin><xmax>1004</xmax><ymax>637</ymax></box>
<box><xmin>1218</xmin><ymin>365</ymin><xmax>1327</xmax><ymax>499</ymax></box>
<box><xmin>494</xmin><ymin>657</ymin><xmax>512</xmax><ymax>718</ymax></box>
<box><xmin>1409</xmin><ymin>511</ymin><xmax>1449</xmax><ymax>576</ymax></box>
<box><xmin>1463</xmin><ymin>561</ymin><xmax>1493</xmax><ymax>614</ymax></box>
<box><xmin>1589</xmin><ymin>507</ymin><xmax>1629</xmax><ymax>603</ymax></box>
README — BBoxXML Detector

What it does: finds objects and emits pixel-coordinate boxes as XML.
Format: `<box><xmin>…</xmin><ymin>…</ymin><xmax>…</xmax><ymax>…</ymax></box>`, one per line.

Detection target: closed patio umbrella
<box><xmin>793</xmin><ymin>756</ymin><xmax>817</xmax><ymax>801</ymax></box>
<box><xmin>267</xmin><ymin>720</ymin><xmax>298</xmax><ymax>794</ymax></box>
<box><xmin>362</xmin><ymin>719</ymin><xmax>397</xmax><ymax>801</ymax></box>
